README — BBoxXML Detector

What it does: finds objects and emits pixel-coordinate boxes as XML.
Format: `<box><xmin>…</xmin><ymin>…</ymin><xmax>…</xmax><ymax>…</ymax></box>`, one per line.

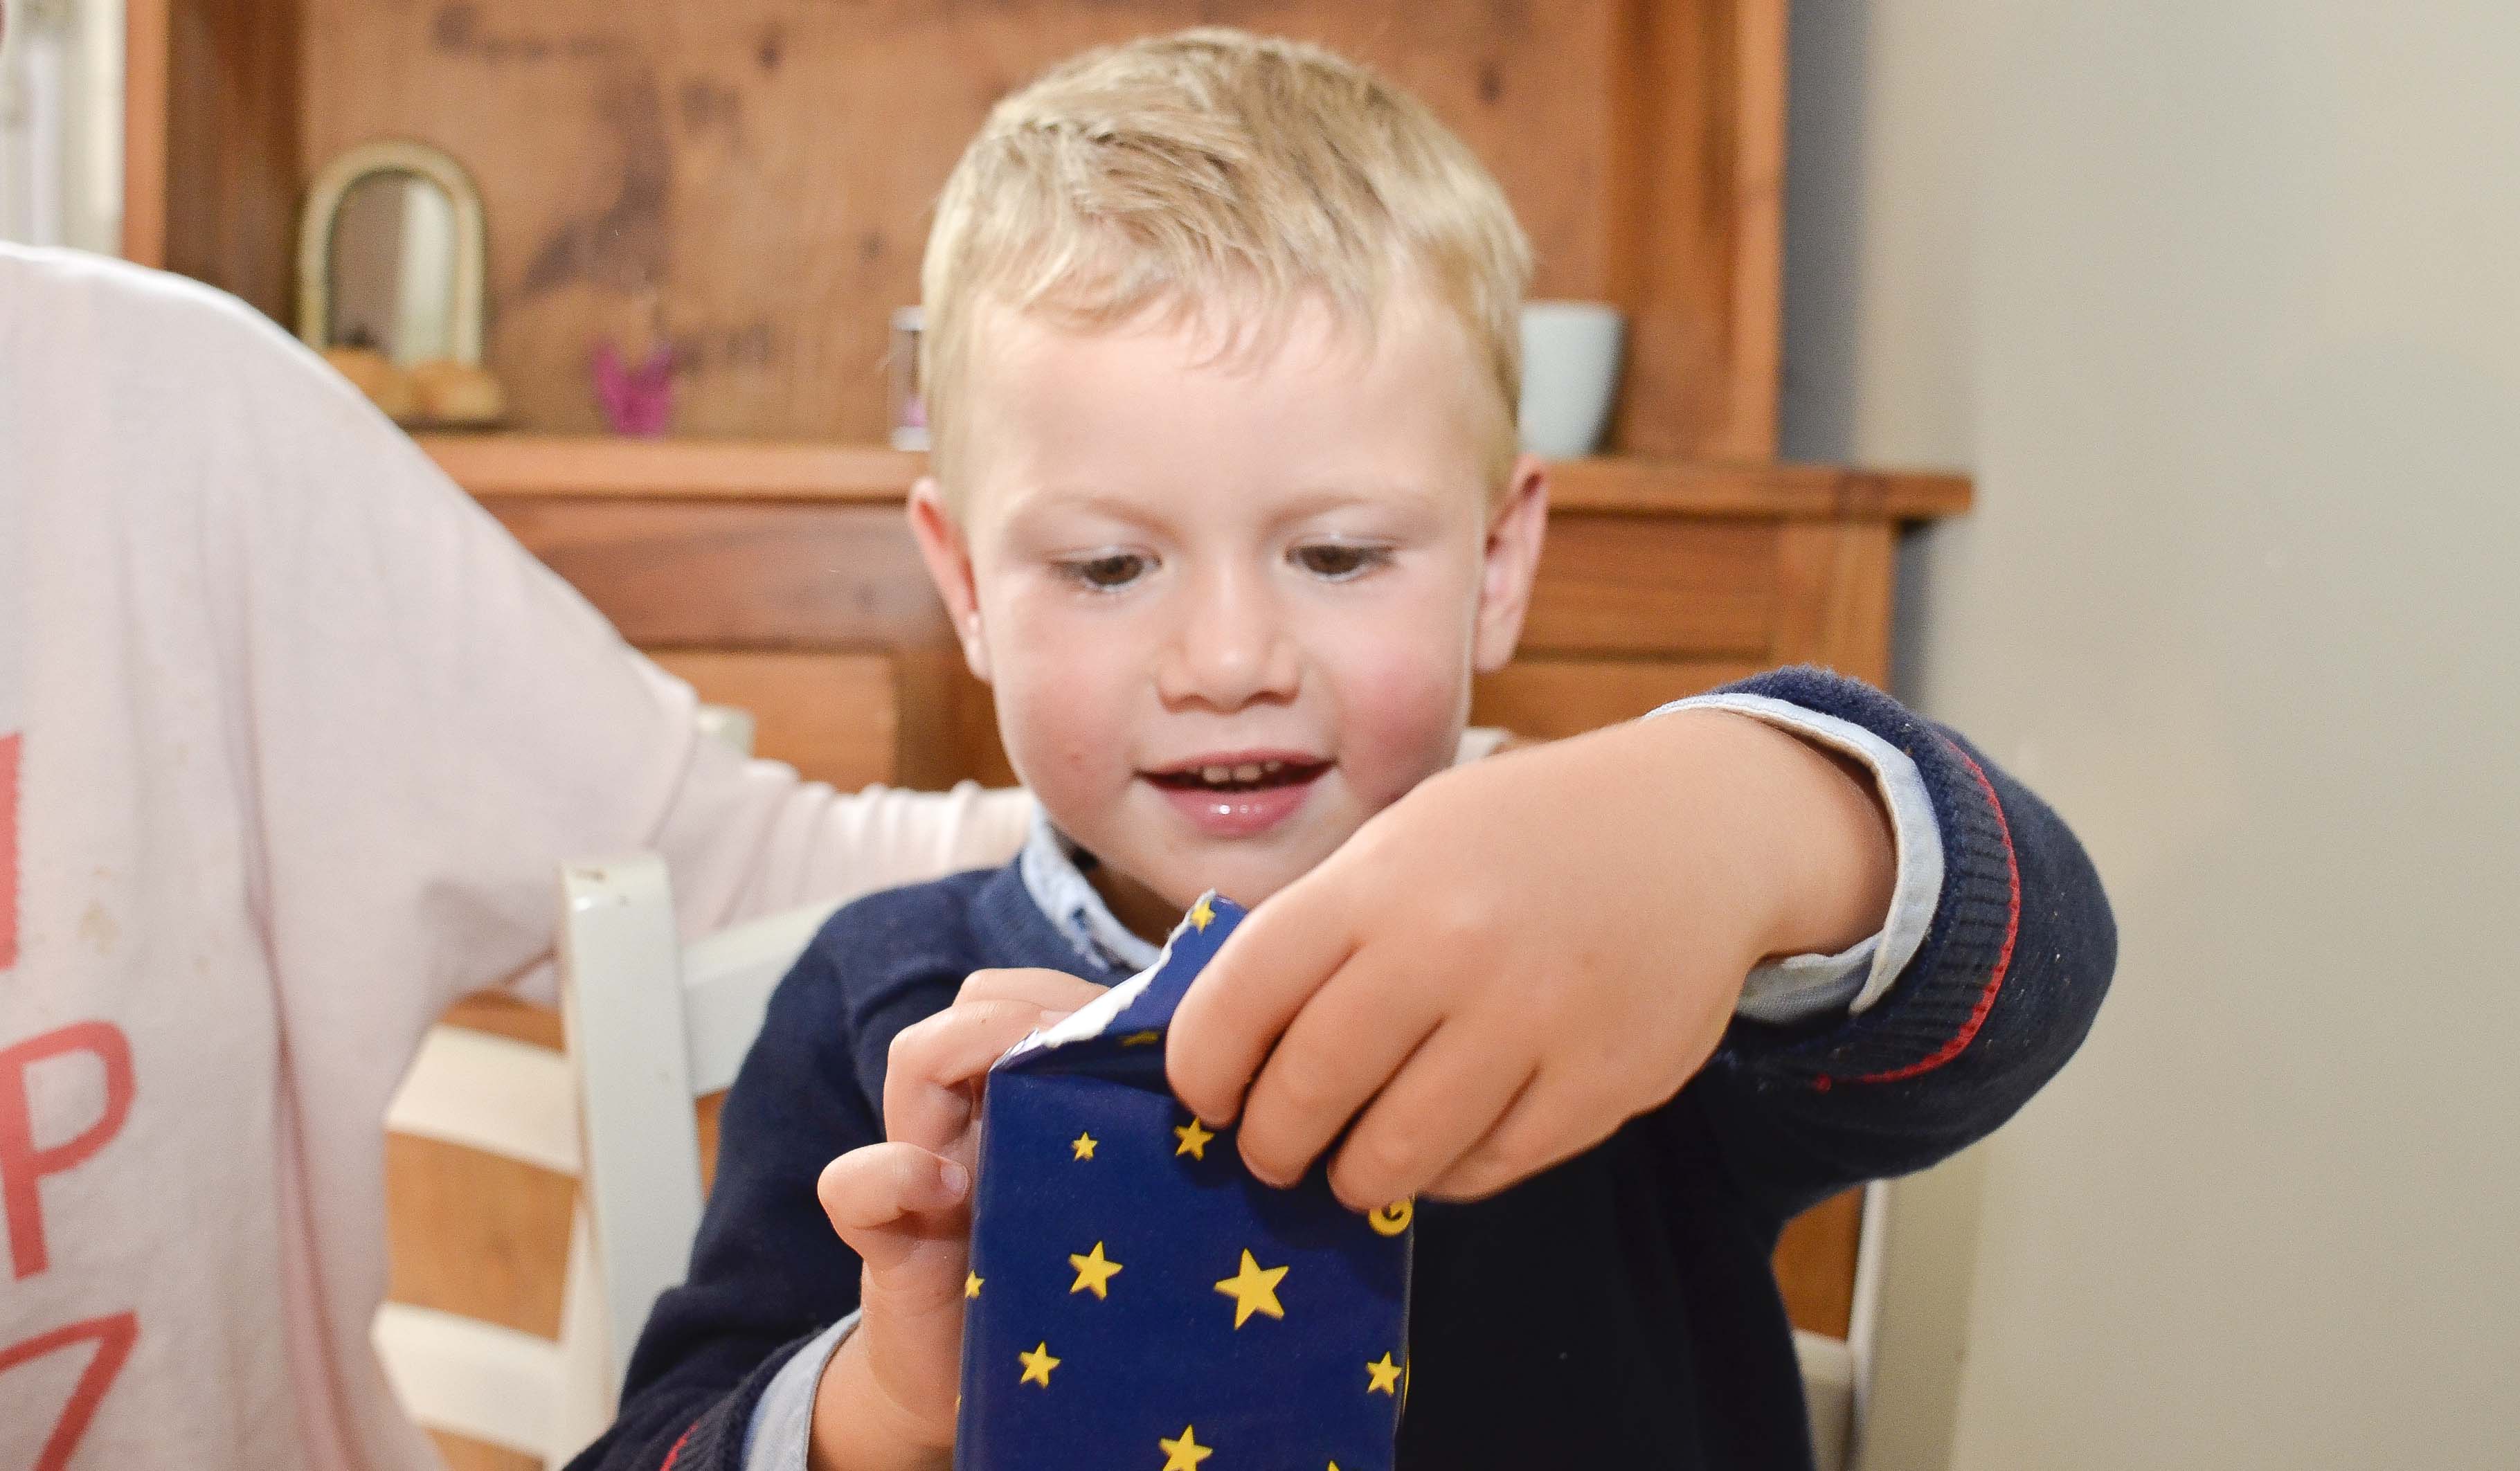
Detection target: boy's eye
<box><xmin>1290</xmin><ymin>542</ymin><xmax>1392</xmax><ymax>581</ymax></box>
<box><xmin>1056</xmin><ymin>551</ymin><xmax>1154</xmax><ymax>591</ymax></box>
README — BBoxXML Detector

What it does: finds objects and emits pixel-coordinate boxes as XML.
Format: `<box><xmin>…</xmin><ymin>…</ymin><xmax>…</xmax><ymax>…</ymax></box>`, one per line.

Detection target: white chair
<box><xmin>1796</xmin><ymin>1180</ymin><xmax>1891</xmax><ymax>1471</ymax></box>
<box><xmin>377</xmin><ymin>1027</ymin><xmax>613</xmax><ymax>1465</ymax></box>
<box><xmin>559</xmin><ymin>854</ymin><xmax>841</xmax><ymax>1393</ymax></box>
<box><xmin>375</xmin><ymin>703</ymin><xmax>768</xmax><ymax>1463</ymax></box>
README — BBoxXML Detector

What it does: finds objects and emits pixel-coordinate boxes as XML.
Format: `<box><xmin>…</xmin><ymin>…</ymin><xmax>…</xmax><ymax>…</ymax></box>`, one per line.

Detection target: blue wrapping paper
<box><xmin>956</xmin><ymin>894</ymin><xmax>1413</xmax><ymax>1470</ymax></box>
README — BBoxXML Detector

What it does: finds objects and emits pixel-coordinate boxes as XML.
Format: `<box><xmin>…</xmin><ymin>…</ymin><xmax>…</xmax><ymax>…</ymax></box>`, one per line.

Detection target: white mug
<box><xmin>1518</xmin><ymin>300</ymin><xmax>1626</xmax><ymax>458</ymax></box>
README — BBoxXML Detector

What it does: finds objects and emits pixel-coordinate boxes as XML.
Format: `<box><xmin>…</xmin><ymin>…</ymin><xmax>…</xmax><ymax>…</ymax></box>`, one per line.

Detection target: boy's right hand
<box><xmin>808</xmin><ymin>969</ymin><xmax>1108</xmax><ymax>1471</ymax></box>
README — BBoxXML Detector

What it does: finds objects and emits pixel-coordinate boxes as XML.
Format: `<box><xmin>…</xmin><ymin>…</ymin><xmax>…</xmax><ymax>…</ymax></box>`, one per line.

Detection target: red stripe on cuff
<box><xmin>660</xmin><ymin>1424</ymin><xmax>696</xmax><ymax>1471</ymax></box>
<box><xmin>1848</xmin><ymin>741</ymin><xmax>2020</xmax><ymax>1085</ymax></box>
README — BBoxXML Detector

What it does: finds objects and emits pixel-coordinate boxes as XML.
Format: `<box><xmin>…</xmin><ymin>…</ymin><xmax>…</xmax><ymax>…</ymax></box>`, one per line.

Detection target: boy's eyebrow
<box><xmin>994</xmin><ymin>478</ymin><xmax>1453</xmax><ymax>530</ymax></box>
<box><xmin>1264</xmin><ymin>481</ymin><xmax>1450</xmax><ymax>520</ymax></box>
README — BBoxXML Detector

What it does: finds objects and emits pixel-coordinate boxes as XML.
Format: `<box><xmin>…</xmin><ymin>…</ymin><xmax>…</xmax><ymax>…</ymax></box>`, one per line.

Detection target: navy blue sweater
<box><xmin>569</xmin><ymin>669</ymin><xmax>2115</xmax><ymax>1471</ymax></box>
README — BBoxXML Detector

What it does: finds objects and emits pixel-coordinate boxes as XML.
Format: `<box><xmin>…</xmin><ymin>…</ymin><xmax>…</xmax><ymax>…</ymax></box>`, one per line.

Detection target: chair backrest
<box><xmin>377</xmin><ymin>1027</ymin><xmax>612</xmax><ymax>1465</ymax></box>
<box><xmin>558</xmin><ymin>853</ymin><xmax>838</xmax><ymax>1392</ymax></box>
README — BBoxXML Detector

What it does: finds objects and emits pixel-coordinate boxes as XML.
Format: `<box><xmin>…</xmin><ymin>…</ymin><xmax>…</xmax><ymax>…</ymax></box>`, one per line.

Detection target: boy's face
<box><xmin>910</xmin><ymin>289</ymin><xmax>1547</xmax><ymax>930</ymax></box>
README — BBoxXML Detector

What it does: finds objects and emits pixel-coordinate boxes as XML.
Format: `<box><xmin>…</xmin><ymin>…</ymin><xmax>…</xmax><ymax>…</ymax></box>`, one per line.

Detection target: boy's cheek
<box><xmin>995</xmin><ymin>669</ymin><xmax>1131</xmax><ymax>796</ymax></box>
<box><xmin>1322</xmin><ymin>628</ymin><xmax>1475</xmax><ymax>800</ymax></box>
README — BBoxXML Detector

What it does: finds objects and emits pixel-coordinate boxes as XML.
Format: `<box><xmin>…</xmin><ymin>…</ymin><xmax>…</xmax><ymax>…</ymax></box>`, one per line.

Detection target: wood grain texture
<box><xmin>120</xmin><ymin>0</ymin><xmax>170</xmax><ymax>266</ymax></box>
<box><xmin>293</xmin><ymin>0</ymin><xmax>1772</xmax><ymax>453</ymax></box>
<box><xmin>1774</xmin><ymin>1189</ymin><xmax>1864</xmax><ymax>1339</ymax></box>
<box><xmin>135</xmin><ymin>0</ymin><xmax>303</xmax><ymax>320</ymax></box>
<box><xmin>1473</xmin><ymin>658</ymin><xmax>1763</xmax><ymax>739</ymax></box>
<box><xmin>480</xmin><ymin>498</ymin><xmax>950</xmax><ymax>649</ymax></box>
<box><xmin>1520</xmin><ymin>516</ymin><xmax>1779</xmax><ymax>657</ymax></box>
<box><xmin>384</xmin><ymin>1132</ymin><xmax>574</xmax><ymax>1340</ymax></box>
<box><xmin>426</xmin><ymin>435</ymin><xmax>1973</xmax><ymax>520</ymax></box>
<box><xmin>651</xmin><ymin>649</ymin><xmax>902</xmax><ymax>790</ymax></box>
<box><xmin>424</xmin><ymin>1429</ymin><xmax>540</xmax><ymax>1471</ymax></box>
<box><xmin>427</xmin><ymin>435</ymin><xmax>926</xmax><ymax>501</ymax></box>
<box><xmin>1604</xmin><ymin>0</ymin><xmax>1786</xmax><ymax>458</ymax></box>
<box><xmin>1770</xmin><ymin>521</ymin><xmax>1896</xmax><ymax>681</ymax></box>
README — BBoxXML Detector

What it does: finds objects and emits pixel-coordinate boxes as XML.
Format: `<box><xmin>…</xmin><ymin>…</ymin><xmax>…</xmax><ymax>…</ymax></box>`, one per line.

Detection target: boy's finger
<box><xmin>959</xmin><ymin>967</ymin><xmax>1109</xmax><ymax>1014</ymax></box>
<box><xmin>817</xmin><ymin>1144</ymin><xmax>969</xmax><ymax>1268</ymax></box>
<box><xmin>1423</xmin><ymin>1073</ymin><xmax>1605</xmax><ymax>1202</ymax></box>
<box><xmin>885</xmin><ymin>999</ymin><xmax>1070</xmax><ymax>1146</ymax></box>
<box><xmin>1326</xmin><ymin>1022</ymin><xmax>1536</xmax><ymax>1211</ymax></box>
<box><xmin>1230</xmin><ymin>950</ymin><xmax>1446</xmax><ymax>1188</ymax></box>
<box><xmin>1167</xmin><ymin>873</ymin><xmax>1362</xmax><ymax>1123</ymax></box>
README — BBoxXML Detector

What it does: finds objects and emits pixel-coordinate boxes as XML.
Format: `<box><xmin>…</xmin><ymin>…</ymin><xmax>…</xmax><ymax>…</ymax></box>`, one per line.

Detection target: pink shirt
<box><xmin>0</xmin><ymin>245</ymin><xmax>1031</xmax><ymax>1470</ymax></box>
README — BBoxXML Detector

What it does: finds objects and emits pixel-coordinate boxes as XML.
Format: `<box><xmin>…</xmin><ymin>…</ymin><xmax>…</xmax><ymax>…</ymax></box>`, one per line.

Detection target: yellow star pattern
<box><xmin>1365</xmin><ymin>1352</ymin><xmax>1403</xmax><ymax>1396</ymax></box>
<box><xmin>964</xmin><ymin>1272</ymin><xmax>982</xmax><ymax>1299</ymax></box>
<box><xmin>1121</xmin><ymin>1030</ymin><xmax>1162</xmax><ymax>1047</ymax></box>
<box><xmin>1159</xmin><ymin>1425</ymin><xmax>1214</xmax><ymax>1470</ymax></box>
<box><xmin>1214</xmin><ymin>1249</ymin><xmax>1288</xmax><ymax>1328</ymax></box>
<box><xmin>1173</xmin><ymin>1118</ymin><xmax>1215</xmax><ymax>1159</ymax></box>
<box><xmin>1071</xmin><ymin>1131</ymin><xmax>1097</xmax><ymax>1160</ymax></box>
<box><xmin>1068</xmin><ymin>1240</ymin><xmax>1124</xmax><ymax>1299</ymax></box>
<box><xmin>1187</xmin><ymin>895</ymin><xmax>1216</xmax><ymax>931</ymax></box>
<box><xmin>1016</xmin><ymin>1342</ymin><xmax>1060</xmax><ymax>1387</ymax></box>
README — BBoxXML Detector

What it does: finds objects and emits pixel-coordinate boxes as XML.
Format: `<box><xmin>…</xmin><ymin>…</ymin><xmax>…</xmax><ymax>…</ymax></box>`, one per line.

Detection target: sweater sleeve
<box><xmin>1682</xmin><ymin>667</ymin><xmax>2116</xmax><ymax>1225</ymax></box>
<box><xmin>566</xmin><ymin>937</ymin><xmax>881</xmax><ymax>1471</ymax></box>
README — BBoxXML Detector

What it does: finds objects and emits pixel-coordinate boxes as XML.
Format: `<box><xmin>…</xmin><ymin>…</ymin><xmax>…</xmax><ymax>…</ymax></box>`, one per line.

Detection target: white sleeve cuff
<box><xmin>741</xmin><ymin>1310</ymin><xmax>861</xmax><ymax>1470</ymax></box>
<box><xmin>1648</xmin><ymin>692</ymin><xmax>1945</xmax><ymax>1021</ymax></box>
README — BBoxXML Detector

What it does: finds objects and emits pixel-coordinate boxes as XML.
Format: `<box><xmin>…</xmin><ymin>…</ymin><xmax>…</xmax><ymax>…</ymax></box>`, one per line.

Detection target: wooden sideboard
<box><xmin>384</xmin><ymin>435</ymin><xmax>1965</xmax><ymax>1469</ymax></box>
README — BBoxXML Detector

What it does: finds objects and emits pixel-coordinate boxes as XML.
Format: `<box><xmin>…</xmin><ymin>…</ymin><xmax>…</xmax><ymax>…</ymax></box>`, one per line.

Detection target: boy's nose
<box><xmin>1155</xmin><ymin>567</ymin><xmax>1300</xmax><ymax>711</ymax></box>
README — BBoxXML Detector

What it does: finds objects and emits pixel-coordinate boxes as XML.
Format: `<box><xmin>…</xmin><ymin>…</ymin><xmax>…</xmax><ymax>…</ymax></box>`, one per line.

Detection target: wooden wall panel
<box><xmin>1770</xmin><ymin>521</ymin><xmax>1896</xmax><ymax>682</ymax></box>
<box><xmin>1473</xmin><ymin>657</ymin><xmax>1761</xmax><ymax>739</ymax></box>
<box><xmin>1605</xmin><ymin>0</ymin><xmax>1784</xmax><ymax>458</ymax></box>
<box><xmin>384</xmin><ymin>1135</ymin><xmax>572</xmax><ymax>1340</ymax></box>
<box><xmin>295</xmin><ymin>0</ymin><xmax>1777</xmax><ymax>455</ymax></box>
<box><xmin>1774</xmin><ymin>1191</ymin><xmax>1864</xmax><ymax>1340</ymax></box>
<box><xmin>651</xmin><ymin>649</ymin><xmax>903</xmax><ymax>790</ymax></box>
<box><xmin>125</xmin><ymin>0</ymin><xmax>303</xmax><ymax>318</ymax></box>
<box><xmin>1519</xmin><ymin>516</ymin><xmax>1779</xmax><ymax>656</ymax></box>
<box><xmin>483</xmin><ymin>499</ymin><xmax>949</xmax><ymax>649</ymax></box>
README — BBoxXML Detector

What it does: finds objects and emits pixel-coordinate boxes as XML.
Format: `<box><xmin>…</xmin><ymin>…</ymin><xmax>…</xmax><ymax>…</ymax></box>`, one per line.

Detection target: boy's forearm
<box><xmin>1630</xmin><ymin>708</ymin><xmax>1898</xmax><ymax>965</ymax></box>
<box><xmin>809</xmin><ymin>1329</ymin><xmax>953</xmax><ymax>1471</ymax></box>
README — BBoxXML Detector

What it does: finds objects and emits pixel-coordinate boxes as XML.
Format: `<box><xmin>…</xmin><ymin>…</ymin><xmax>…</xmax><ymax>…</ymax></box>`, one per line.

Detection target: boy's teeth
<box><xmin>1184</xmin><ymin>759</ymin><xmax>1295</xmax><ymax>787</ymax></box>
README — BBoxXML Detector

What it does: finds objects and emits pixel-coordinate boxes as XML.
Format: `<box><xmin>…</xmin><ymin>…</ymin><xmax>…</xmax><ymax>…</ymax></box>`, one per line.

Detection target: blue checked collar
<box><xmin>1016</xmin><ymin>809</ymin><xmax>1165</xmax><ymax>976</ymax></box>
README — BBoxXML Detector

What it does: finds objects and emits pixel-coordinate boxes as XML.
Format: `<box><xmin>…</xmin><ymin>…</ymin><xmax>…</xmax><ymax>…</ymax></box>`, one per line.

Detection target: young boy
<box><xmin>573</xmin><ymin>30</ymin><xmax>2112</xmax><ymax>1471</ymax></box>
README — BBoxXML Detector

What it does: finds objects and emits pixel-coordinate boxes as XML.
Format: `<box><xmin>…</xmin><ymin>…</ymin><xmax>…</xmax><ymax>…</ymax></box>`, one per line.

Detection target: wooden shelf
<box><xmin>420</xmin><ymin>434</ymin><xmax>1970</xmax><ymax>521</ymax></box>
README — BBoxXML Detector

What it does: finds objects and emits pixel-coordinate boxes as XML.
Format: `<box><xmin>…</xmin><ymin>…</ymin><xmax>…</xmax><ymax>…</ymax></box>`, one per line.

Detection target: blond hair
<box><xmin>919</xmin><ymin>28</ymin><xmax>1533</xmax><ymax>499</ymax></box>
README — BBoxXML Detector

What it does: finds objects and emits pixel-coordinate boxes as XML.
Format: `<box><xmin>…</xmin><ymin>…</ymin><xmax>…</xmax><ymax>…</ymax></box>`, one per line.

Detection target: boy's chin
<box><xmin>1112</xmin><ymin>842</ymin><xmax>1326</xmax><ymax>923</ymax></box>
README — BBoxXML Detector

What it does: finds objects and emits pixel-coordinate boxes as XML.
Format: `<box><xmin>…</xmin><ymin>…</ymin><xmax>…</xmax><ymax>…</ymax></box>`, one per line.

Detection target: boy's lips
<box><xmin>1142</xmin><ymin>750</ymin><xmax>1331</xmax><ymax>839</ymax></box>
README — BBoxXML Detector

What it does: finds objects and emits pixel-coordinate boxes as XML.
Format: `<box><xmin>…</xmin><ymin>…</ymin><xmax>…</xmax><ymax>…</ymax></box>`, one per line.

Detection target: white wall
<box><xmin>0</xmin><ymin>0</ymin><xmax>123</xmax><ymax>251</ymax></box>
<box><xmin>1783</xmin><ymin>3</ymin><xmax>2520</xmax><ymax>1467</ymax></box>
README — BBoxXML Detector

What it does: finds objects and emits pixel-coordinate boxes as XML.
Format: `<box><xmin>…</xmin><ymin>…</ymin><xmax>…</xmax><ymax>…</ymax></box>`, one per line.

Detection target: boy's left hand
<box><xmin>1167</xmin><ymin>708</ymin><xmax>1896</xmax><ymax>1211</ymax></box>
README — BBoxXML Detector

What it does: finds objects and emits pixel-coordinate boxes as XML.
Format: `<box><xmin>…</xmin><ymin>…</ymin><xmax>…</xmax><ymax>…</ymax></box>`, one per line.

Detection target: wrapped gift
<box><xmin>957</xmin><ymin>894</ymin><xmax>1414</xmax><ymax>1470</ymax></box>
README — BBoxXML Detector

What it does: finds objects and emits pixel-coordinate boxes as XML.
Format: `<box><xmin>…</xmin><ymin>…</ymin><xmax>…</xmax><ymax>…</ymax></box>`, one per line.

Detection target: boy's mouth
<box><xmin>1146</xmin><ymin>757</ymin><xmax>1329</xmax><ymax>793</ymax></box>
<box><xmin>1143</xmin><ymin>752</ymin><xmax>1331</xmax><ymax>838</ymax></box>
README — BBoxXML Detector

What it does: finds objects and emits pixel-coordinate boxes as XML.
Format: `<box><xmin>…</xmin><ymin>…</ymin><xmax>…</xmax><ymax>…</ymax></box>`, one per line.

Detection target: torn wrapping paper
<box><xmin>956</xmin><ymin>894</ymin><xmax>1413</xmax><ymax>1470</ymax></box>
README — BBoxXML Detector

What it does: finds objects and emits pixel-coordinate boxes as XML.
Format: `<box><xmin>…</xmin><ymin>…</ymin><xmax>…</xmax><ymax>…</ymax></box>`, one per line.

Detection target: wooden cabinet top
<box><xmin>423</xmin><ymin>434</ymin><xmax>1970</xmax><ymax>521</ymax></box>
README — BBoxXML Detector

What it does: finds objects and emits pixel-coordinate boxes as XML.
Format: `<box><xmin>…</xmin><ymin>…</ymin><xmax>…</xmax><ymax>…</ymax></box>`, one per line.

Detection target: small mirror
<box><xmin>298</xmin><ymin>141</ymin><xmax>503</xmax><ymax>427</ymax></box>
<box><xmin>326</xmin><ymin>170</ymin><xmax>459</xmax><ymax>363</ymax></box>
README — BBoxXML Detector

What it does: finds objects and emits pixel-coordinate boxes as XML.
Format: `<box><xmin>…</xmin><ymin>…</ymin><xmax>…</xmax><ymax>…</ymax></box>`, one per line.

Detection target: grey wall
<box><xmin>1783</xmin><ymin>2</ymin><xmax>2520</xmax><ymax>1465</ymax></box>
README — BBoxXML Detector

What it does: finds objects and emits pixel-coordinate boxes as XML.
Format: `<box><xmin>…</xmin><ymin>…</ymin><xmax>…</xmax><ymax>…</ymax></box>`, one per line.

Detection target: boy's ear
<box><xmin>907</xmin><ymin>478</ymin><xmax>992</xmax><ymax>683</ymax></box>
<box><xmin>1472</xmin><ymin>453</ymin><xmax>1550</xmax><ymax>674</ymax></box>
